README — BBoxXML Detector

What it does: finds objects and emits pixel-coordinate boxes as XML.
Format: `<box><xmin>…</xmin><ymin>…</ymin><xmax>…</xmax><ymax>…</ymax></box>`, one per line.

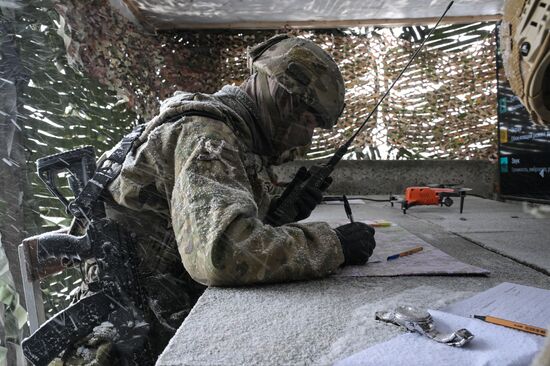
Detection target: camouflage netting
<box><xmin>54</xmin><ymin>1</ymin><xmax>498</xmax><ymax>161</ymax></box>
<box><xmin>10</xmin><ymin>0</ymin><xmax>141</xmax><ymax>317</ymax></box>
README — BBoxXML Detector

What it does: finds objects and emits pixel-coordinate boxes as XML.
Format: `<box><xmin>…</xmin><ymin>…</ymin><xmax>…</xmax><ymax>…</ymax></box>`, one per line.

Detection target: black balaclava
<box><xmin>241</xmin><ymin>72</ymin><xmax>315</xmax><ymax>164</ymax></box>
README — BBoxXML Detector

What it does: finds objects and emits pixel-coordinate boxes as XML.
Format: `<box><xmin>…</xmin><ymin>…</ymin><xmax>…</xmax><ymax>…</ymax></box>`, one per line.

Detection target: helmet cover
<box><xmin>501</xmin><ymin>0</ymin><xmax>550</xmax><ymax>125</ymax></box>
<box><xmin>248</xmin><ymin>34</ymin><xmax>346</xmax><ymax>129</ymax></box>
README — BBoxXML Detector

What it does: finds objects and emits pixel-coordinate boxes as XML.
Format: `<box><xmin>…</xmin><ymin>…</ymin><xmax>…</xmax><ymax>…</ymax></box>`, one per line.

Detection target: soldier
<box><xmin>500</xmin><ymin>1</ymin><xmax>550</xmax><ymax>365</ymax></box>
<box><xmin>59</xmin><ymin>34</ymin><xmax>376</xmax><ymax>365</ymax></box>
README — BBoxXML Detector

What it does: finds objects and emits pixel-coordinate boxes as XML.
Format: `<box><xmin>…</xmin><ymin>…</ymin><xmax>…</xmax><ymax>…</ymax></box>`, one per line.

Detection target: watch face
<box><xmin>394</xmin><ymin>305</ymin><xmax>431</xmax><ymax>322</ymax></box>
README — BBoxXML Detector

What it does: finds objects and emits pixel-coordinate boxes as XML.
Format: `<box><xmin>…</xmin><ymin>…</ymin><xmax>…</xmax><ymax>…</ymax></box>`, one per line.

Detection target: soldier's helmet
<box><xmin>501</xmin><ymin>0</ymin><xmax>549</xmax><ymax>125</ymax></box>
<box><xmin>247</xmin><ymin>34</ymin><xmax>345</xmax><ymax>129</ymax></box>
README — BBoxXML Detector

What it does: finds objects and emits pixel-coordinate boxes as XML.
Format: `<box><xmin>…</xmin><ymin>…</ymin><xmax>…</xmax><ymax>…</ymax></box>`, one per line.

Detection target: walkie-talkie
<box><xmin>266</xmin><ymin>1</ymin><xmax>455</xmax><ymax>226</ymax></box>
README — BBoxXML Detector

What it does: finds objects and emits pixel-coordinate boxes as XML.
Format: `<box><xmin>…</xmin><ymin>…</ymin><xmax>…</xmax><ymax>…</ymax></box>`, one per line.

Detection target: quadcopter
<box><xmin>392</xmin><ymin>184</ymin><xmax>472</xmax><ymax>214</ymax></box>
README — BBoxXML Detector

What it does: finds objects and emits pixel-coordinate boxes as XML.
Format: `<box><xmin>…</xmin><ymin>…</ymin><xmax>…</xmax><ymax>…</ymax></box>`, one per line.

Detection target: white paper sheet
<box><xmin>443</xmin><ymin>282</ymin><xmax>550</xmax><ymax>329</ymax></box>
<box><xmin>335</xmin><ymin>309</ymin><xmax>545</xmax><ymax>366</ymax></box>
<box><xmin>331</xmin><ymin>223</ymin><xmax>489</xmax><ymax>277</ymax></box>
<box><xmin>336</xmin><ymin>283</ymin><xmax>550</xmax><ymax>366</ymax></box>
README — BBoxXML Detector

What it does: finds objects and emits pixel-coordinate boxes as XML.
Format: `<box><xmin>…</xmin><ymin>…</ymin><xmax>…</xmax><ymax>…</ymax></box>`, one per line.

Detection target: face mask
<box><xmin>243</xmin><ymin>72</ymin><xmax>319</xmax><ymax>158</ymax></box>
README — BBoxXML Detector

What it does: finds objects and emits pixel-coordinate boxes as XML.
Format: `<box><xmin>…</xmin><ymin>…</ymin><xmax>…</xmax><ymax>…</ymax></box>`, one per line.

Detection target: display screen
<box><xmin>497</xmin><ymin>33</ymin><xmax>550</xmax><ymax>200</ymax></box>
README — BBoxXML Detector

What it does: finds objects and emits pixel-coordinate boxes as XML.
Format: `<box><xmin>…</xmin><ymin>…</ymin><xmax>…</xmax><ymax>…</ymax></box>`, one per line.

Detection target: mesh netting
<box><xmin>216</xmin><ymin>26</ymin><xmax>498</xmax><ymax>160</ymax></box>
<box><xmin>54</xmin><ymin>1</ymin><xmax>498</xmax><ymax>161</ymax></box>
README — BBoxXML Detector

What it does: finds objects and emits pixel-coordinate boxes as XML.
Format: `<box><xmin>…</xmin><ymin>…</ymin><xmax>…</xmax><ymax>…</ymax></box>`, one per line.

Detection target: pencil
<box><xmin>386</xmin><ymin>246</ymin><xmax>423</xmax><ymax>261</ymax></box>
<box><xmin>370</xmin><ymin>221</ymin><xmax>392</xmax><ymax>228</ymax></box>
<box><xmin>473</xmin><ymin>315</ymin><xmax>547</xmax><ymax>337</ymax></box>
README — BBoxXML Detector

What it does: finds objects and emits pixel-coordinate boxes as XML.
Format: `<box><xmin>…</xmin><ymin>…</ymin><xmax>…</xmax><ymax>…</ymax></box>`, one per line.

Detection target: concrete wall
<box><xmin>273</xmin><ymin>160</ymin><xmax>498</xmax><ymax>198</ymax></box>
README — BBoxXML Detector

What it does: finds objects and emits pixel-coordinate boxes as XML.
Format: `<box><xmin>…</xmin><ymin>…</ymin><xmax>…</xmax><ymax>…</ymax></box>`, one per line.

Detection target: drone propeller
<box><xmin>426</xmin><ymin>183</ymin><xmax>460</xmax><ymax>188</ymax></box>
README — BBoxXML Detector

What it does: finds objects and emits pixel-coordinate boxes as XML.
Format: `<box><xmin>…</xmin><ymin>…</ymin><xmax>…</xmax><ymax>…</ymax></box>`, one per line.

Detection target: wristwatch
<box><xmin>375</xmin><ymin>305</ymin><xmax>474</xmax><ymax>347</ymax></box>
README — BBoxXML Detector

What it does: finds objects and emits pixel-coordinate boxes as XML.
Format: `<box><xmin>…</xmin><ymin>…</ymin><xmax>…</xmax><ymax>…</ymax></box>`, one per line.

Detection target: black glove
<box><xmin>334</xmin><ymin>222</ymin><xmax>376</xmax><ymax>266</ymax></box>
<box><xmin>265</xmin><ymin>166</ymin><xmax>332</xmax><ymax>226</ymax></box>
<box><xmin>293</xmin><ymin>167</ymin><xmax>332</xmax><ymax>221</ymax></box>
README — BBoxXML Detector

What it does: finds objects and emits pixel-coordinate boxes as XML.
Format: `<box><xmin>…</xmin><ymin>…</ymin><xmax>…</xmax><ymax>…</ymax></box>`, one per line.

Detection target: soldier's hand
<box><xmin>293</xmin><ymin>167</ymin><xmax>332</xmax><ymax>221</ymax></box>
<box><xmin>334</xmin><ymin>222</ymin><xmax>376</xmax><ymax>266</ymax></box>
<box><xmin>265</xmin><ymin>167</ymin><xmax>332</xmax><ymax>226</ymax></box>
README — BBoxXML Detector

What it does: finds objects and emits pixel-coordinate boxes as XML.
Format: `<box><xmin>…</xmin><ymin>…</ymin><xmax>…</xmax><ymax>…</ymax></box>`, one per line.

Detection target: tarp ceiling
<box><xmin>117</xmin><ymin>0</ymin><xmax>504</xmax><ymax>29</ymax></box>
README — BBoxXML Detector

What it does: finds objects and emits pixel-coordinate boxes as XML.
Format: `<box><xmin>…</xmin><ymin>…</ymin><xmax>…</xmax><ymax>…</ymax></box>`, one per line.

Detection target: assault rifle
<box><xmin>266</xmin><ymin>2</ymin><xmax>454</xmax><ymax>225</ymax></box>
<box><xmin>22</xmin><ymin>145</ymin><xmax>152</xmax><ymax>366</ymax></box>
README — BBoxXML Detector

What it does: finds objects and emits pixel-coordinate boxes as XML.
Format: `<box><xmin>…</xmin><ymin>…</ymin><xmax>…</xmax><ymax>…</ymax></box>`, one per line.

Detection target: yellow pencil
<box><xmin>370</xmin><ymin>221</ymin><xmax>392</xmax><ymax>228</ymax></box>
<box><xmin>386</xmin><ymin>246</ymin><xmax>423</xmax><ymax>261</ymax></box>
<box><xmin>473</xmin><ymin>315</ymin><xmax>547</xmax><ymax>336</ymax></box>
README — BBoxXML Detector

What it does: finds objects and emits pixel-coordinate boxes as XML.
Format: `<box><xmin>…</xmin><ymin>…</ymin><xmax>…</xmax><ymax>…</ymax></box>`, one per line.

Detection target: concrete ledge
<box><xmin>273</xmin><ymin>160</ymin><xmax>497</xmax><ymax>198</ymax></box>
<box><xmin>157</xmin><ymin>197</ymin><xmax>550</xmax><ymax>366</ymax></box>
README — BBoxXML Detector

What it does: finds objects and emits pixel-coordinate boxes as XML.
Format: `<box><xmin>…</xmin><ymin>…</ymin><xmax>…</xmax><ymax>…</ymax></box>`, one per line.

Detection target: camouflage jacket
<box><xmin>105</xmin><ymin>86</ymin><xmax>344</xmax><ymax>286</ymax></box>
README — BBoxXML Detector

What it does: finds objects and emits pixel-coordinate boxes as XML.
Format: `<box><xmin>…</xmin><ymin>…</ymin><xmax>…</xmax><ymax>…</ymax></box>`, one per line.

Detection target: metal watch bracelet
<box><xmin>375</xmin><ymin>305</ymin><xmax>474</xmax><ymax>347</ymax></box>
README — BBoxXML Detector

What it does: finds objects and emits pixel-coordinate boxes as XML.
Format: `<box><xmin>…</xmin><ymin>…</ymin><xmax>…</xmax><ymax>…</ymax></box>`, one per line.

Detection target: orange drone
<box><xmin>393</xmin><ymin>184</ymin><xmax>472</xmax><ymax>214</ymax></box>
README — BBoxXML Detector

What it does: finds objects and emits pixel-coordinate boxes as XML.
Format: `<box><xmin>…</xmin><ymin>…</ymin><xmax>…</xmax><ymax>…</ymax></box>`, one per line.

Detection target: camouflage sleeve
<box><xmin>171</xmin><ymin>119</ymin><xmax>344</xmax><ymax>286</ymax></box>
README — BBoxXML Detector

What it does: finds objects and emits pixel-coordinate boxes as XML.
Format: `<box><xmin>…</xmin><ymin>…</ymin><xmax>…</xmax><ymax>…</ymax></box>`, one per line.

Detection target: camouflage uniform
<box><xmin>107</xmin><ymin>86</ymin><xmax>344</xmax><ymax>287</ymax></box>
<box><xmin>59</xmin><ymin>35</ymin><xmax>346</xmax><ymax>364</ymax></box>
<box><xmin>58</xmin><ymin>86</ymin><xmax>344</xmax><ymax>365</ymax></box>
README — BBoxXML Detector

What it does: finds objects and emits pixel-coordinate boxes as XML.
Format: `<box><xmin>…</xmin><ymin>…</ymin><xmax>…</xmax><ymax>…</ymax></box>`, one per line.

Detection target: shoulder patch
<box><xmin>193</xmin><ymin>136</ymin><xmax>240</xmax><ymax>177</ymax></box>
